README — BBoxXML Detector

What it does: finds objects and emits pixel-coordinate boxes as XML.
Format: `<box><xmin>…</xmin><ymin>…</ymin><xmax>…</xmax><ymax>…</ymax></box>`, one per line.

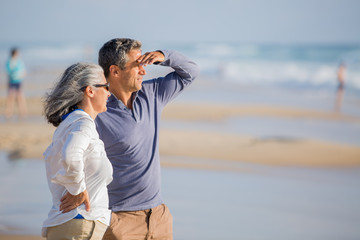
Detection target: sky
<box><xmin>0</xmin><ymin>0</ymin><xmax>360</xmax><ymax>45</ymax></box>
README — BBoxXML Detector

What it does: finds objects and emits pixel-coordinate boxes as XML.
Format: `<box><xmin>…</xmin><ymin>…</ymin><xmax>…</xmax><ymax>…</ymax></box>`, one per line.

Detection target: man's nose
<box><xmin>139</xmin><ymin>65</ymin><xmax>147</xmax><ymax>75</ymax></box>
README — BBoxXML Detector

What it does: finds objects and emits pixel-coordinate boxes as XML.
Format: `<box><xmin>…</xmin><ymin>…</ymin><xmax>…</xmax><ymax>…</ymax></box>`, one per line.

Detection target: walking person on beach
<box><xmin>334</xmin><ymin>61</ymin><xmax>346</xmax><ymax>113</ymax></box>
<box><xmin>60</xmin><ymin>38</ymin><xmax>199</xmax><ymax>239</ymax></box>
<box><xmin>337</xmin><ymin>61</ymin><xmax>346</xmax><ymax>89</ymax></box>
<box><xmin>4</xmin><ymin>47</ymin><xmax>27</xmax><ymax>119</ymax></box>
<box><xmin>42</xmin><ymin>62</ymin><xmax>112</xmax><ymax>240</ymax></box>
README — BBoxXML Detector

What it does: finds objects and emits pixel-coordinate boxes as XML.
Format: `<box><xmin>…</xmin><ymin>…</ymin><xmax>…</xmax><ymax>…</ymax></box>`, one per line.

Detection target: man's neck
<box><xmin>112</xmin><ymin>89</ymin><xmax>134</xmax><ymax>110</ymax></box>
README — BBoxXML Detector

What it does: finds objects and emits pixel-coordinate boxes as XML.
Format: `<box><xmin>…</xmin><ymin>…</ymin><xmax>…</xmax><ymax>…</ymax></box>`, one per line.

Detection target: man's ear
<box><xmin>109</xmin><ymin>65</ymin><xmax>120</xmax><ymax>77</ymax></box>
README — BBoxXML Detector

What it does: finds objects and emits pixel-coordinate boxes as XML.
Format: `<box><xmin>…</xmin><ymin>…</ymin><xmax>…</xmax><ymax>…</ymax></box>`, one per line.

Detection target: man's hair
<box><xmin>98</xmin><ymin>38</ymin><xmax>142</xmax><ymax>77</ymax></box>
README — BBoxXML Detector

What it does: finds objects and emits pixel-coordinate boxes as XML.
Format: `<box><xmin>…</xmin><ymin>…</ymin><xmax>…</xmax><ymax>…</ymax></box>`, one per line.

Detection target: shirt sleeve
<box><xmin>152</xmin><ymin>50</ymin><xmax>200</xmax><ymax>107</ymax></box>
<box><xmin>5</xmin><ymin>60</ymin><xmax>12</xmax><ymax>75</ymax></box>
<box><xmin>51</xmin><ymin>122</ymin><xmax>92</xmax><ymax>195</ymax></box>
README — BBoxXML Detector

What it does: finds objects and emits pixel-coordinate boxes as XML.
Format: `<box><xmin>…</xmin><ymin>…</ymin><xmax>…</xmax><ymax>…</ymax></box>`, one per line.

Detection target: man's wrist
<box><xmin>154</xmin><ymin>50</ymin><xmax>165</xmax><ymax>65</ymax></box>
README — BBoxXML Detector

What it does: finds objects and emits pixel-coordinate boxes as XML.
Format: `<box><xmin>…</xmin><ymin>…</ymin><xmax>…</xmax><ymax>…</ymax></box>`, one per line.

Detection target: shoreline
<box><xmin>0</xmin><ymin>97</ymin><xmax>359</xmax><ymax>167</ymax></box>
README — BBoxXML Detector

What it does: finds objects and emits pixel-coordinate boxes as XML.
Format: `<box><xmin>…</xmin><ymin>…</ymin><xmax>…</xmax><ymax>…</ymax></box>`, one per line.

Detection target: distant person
<box><xmin>337</xmin><ymin>61</ymin><xmax>346</xmax><ymax>89</ymax></box>
<box><xmin>42</xmin><ymin>62</ymin><xmax>112</xmax><ymax>240</ymax></box>
<box><xmin>4</xmin><ymin>47</ymin><xmax>27</xmax><ymax>119</ymax></box>
<box><xmin>335</xmin><ymin>61</ymin><xmax>346</xmax><ymax>113</ymax></box>
<box><xmin>60</xmin><ymin>38</ymin><xmax>199</xmax><ymax>240</ymax></box>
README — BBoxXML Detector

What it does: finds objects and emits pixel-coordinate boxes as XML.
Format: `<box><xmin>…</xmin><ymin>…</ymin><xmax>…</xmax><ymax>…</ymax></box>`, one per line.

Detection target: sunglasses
<box><xmin>81</xmin><ymin>83</ymin><xmax>110</xmax><ymax>91</ymax></box>
<box><xmin>93</xmin><ymin>83</ymin><xmax>110</xmax><ymax>91</ymax></box>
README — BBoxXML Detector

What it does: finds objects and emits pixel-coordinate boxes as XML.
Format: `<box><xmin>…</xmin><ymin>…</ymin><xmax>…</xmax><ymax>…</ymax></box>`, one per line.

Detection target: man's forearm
<box><xmin>159</xmin><ymin>50</ymin><xmax>200</xmax><ymax>82</ymax></box>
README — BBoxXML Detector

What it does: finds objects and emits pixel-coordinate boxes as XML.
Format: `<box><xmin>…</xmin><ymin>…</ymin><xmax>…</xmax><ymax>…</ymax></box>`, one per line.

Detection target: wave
<box><xmin>197</xmin><ymin>59</ymin><xmax>360</xmax><ymax>90</ymax></box>
<box><xmin>1</xmin><ymin>41</ymin><xmax>359</xmax><ymax>90</ymax></box>
<box><xmin>0</xmin><ymin>43</ymin><xmax>96</xmax><ymax>68</ymax></box>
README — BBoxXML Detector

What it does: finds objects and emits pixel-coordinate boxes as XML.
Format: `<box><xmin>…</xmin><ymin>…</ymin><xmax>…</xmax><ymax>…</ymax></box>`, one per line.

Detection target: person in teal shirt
<box><xmin>5</xmin><ymin>47</ymin><xmax>27</xmax><ymax>119</ymax></box>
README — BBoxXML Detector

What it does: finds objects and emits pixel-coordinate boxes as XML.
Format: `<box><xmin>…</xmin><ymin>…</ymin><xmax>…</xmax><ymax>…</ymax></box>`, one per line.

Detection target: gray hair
<box><xmin>44</xmin><ymin>62</ymin><xmax>104</xmax><ymax>127</ymax></box>
<box><xmin>98</xmin><ymin>38</ymin><xmax>142</xmax><ymax>77</ymax></box>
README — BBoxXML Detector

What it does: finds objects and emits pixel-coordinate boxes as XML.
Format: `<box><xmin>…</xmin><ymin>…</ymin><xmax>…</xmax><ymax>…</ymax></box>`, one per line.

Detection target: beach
<box><xmin>0</xmin><ymin>96</ymin><xmax>359</xmax><ymax>167</ymax></box>
<box><xmin>1</xmin><ymin>0</ymin><xmax>360</xmax><ymax>237</ymax></box>
<box><xmin>1</xmin><ymin>68</ymin><xmax>360</xmax><ymax>239</ymax></box>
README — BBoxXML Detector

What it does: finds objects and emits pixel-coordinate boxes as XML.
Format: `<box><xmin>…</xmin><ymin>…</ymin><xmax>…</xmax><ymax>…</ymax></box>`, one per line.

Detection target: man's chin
<box><xmin>136</xmin><ymin>81</ymin><xmax>143</xmax><ymax>90</ymax></box>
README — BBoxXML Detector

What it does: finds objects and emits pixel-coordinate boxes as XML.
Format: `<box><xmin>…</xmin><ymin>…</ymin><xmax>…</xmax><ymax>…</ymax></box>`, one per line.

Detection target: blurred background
<box><xmin>0</xmin><ymin>0</ymin><xmax>359</xmax><ymax>239</ymax></box>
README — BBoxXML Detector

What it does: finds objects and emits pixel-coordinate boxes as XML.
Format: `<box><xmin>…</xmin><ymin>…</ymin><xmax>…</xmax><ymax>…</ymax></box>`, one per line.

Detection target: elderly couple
<box><xmin>42</xmin><ymin>38</ymin><xmax>199</xmax><ymax>240</ymax></box>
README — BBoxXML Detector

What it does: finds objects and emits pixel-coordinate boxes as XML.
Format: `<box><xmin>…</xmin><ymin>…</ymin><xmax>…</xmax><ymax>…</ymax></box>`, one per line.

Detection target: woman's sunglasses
<box><xmin>93</xmin><ymin>83</ymin><xmax>110</xmax><ymax>91</ymax></box>
<box><xmin>81</xmin><ymin>83</ymin><xmax>110</xmax><ymax>91</ymax></box>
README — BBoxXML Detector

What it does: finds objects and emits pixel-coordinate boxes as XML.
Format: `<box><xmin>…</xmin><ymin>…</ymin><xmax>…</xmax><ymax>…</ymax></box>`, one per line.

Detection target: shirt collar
<box><xmin>108</xmin><ymin>92</ymin><xmax>139</xmax><ymax>110</ymax></box>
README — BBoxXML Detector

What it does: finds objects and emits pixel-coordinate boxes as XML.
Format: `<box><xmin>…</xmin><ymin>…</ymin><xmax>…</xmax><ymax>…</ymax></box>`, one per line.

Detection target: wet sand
<box><xmin>1</xmin><ymin>94</ymin><xmax>360</xmax><ymax>239</ymax></box>
<box><xmin>0</xmin><ymin>235</ymin><xmax>42</xmax><ymax>240</ymax></box>
<box><xmin>1</xmin><ymin>154</ymin><xmax>359</xmax><ymax>239</ymax></box>
<box><xmin>0</xmin><ymin>97</ymin><xmax>359</xmax><ymax>167</ymax></box>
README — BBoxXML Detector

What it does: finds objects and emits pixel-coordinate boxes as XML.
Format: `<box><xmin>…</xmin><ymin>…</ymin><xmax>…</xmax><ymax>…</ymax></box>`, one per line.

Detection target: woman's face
<box><xmin>92</xmin><ymin>73</ymin><xmax>110</xmax><ymax>115</ymax></box>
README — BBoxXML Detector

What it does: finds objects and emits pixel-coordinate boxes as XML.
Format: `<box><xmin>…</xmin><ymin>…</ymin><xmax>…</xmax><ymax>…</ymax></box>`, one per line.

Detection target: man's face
<box><xmin>118</xmin><ymin>49</ymin><xmax>147</xmax><ymax>93</ymax></box>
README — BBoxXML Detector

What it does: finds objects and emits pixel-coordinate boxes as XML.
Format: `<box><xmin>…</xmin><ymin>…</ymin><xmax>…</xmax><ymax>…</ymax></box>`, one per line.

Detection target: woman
<box><xmin>42</xmin><ymin>62</ymin><xmax>112</xmax><ymax>240</ymax></box>
<box><xmin>5</xmin><ymin>47</ymin><xmax>27</xmax><ymax>118</ymax></box>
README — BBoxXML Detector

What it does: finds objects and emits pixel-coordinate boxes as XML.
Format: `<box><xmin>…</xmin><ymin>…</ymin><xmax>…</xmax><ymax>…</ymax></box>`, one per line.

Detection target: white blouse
<box><xmin>42</xmin><ymin>110</ymin><xmax>113</xmax><ymax>236</ymax></box>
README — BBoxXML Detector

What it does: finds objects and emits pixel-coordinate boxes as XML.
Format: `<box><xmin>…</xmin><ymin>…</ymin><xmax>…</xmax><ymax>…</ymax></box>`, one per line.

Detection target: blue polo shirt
<box><xmin>95</xmin><ymin>50</ymin><xmax>199</xmax><ymax>211</ymax></box>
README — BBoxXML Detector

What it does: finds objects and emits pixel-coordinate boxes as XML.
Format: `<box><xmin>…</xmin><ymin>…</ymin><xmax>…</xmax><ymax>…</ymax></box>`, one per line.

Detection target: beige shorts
<box><xmin>103</xmin><ymin>204</ymin><xmax>173</xmax><ymax>240</ymax></box>
<box><xmin>45</xmin><ymin>218</ymin><xmax>108</xmax><ymax>240</ymax></box>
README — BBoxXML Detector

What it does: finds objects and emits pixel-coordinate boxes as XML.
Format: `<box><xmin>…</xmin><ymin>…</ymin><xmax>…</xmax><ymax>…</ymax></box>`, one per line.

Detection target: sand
<box><xmin>0</xmin><ymin>97</ymin><xmax>359</xmax><ymax>167</ymax></box>
<box><xmin>0</xmin><ymin>235</ymin><xmax>43</xmax><ymax>240</ymax></box>
<box><xmin>1</xmin><ymin>93</ymin><xmax>360</xmax><ymax>239</ymax></box>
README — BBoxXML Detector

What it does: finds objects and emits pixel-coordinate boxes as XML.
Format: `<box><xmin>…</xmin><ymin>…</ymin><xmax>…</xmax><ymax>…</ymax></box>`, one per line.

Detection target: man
<box><xmin>96</xmin><ymin>38</ymin><xmax>198</xmax><ymax>239</ymax></box>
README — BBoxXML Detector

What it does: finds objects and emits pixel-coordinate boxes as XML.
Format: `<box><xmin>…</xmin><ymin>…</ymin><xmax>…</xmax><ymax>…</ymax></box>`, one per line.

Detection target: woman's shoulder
<box><xmin>61</xmin><ymin>111</ymin><xmax>96</xmax><ymax>135</ymax></box>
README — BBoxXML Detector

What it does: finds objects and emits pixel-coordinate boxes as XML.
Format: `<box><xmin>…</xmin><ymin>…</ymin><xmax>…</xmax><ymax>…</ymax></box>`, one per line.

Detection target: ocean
<box><xmin>1</xmin><ymin>41</ymin><xmax>360</xmax><ymax>92</ymax></box>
